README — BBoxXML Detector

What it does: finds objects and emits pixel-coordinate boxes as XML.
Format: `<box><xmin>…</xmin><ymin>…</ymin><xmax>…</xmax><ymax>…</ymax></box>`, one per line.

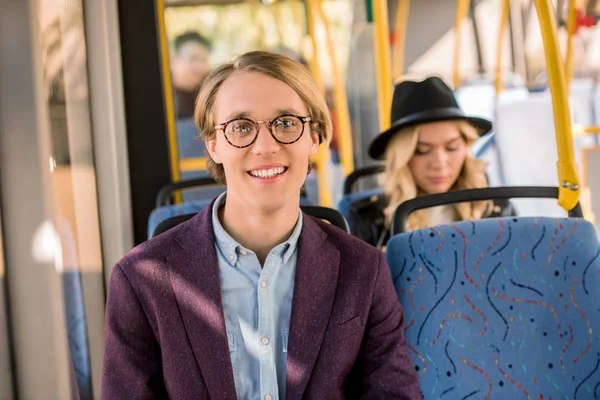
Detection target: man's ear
<box><xmin>308</xmin><ymin>130</ymin><xmax>320</xmax><ymax>156</ymax></box>
<box><xmin>205</xmin><ymin>137</ymin><xmax>222</xmax><ymax>164</ymax></box>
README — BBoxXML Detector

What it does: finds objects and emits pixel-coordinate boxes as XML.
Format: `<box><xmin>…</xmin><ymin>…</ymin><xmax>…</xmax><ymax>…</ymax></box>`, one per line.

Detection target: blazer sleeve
<box><xmin>101</xmin><ymin>264</ymin><xmax>167</xmax><ymax>399</ymax></box>
<box><xmin>352</xmin><ymin>252</ymin><xmax>422</xmax><ymax>399</ymax></box>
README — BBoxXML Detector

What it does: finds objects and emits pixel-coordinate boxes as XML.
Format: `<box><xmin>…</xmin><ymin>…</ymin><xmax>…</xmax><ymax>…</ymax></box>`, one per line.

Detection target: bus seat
<box><xmin>148</xmin><ymin>200</ymin><xmax>212</xmax><ymax>240</ymax></box>
<box><xmin>149</xmin><ymin>205</ymin><xmax>350</xmax><ymax>239</ymax></box>
<box><xmin>337</xmin><ymin>188</ymin><xmax>384</xmax><ymax>235</ymax></box>
<box><xmin>148</xmin><ymin>196</ymin><xmax>314</xmax><ymax>240</ymax></box>
<box><xmin>386</xmin><ymin>216</ymin><xmax>600</xmax><ymax>399</ymax></box>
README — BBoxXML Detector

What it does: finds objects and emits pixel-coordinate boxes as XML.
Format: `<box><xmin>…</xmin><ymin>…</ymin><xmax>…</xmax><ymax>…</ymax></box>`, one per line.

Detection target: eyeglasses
<box><xmin>214</xmin><ymin>114</ymin><xmax>312</xmax><ymax>148</ymax></box>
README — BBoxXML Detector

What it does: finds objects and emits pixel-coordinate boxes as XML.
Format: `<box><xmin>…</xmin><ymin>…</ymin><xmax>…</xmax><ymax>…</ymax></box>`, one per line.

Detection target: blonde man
<box><xmin>102</xmin><ymin>51</ymin><xmax>420</xmax><ymax>399</ymax></box>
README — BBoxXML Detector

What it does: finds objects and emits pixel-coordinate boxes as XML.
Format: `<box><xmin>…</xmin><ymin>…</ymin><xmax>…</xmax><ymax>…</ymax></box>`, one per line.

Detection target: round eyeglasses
<box><xmin>214</xmin><ymin>114</ymin><xmax>312</xmax><ymax>148</ymax></box>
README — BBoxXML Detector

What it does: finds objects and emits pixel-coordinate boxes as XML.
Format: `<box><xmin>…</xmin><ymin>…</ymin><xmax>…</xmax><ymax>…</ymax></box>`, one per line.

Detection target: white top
<box><xmin>428</xmin><ymin>205</ymin><xmax>456</xmax><ymax>227</ymax></box>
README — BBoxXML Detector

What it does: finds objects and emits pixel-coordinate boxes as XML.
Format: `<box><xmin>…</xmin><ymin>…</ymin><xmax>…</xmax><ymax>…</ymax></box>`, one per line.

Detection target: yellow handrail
<box><xmin>306</xmin><ymin>0</ymin><xmax>332</xmax><ymax>207</ymax></box>
<box><xmin>453</xmin><ymin>0</ymin><xmax>470</xmax><ymax>89</ymax></box>
<box><xmin>584</xmin><ymin>126</ymin><xmax>600</xmax><ymax>134</ymax></box>
<box><xmin>315</xmin><ymin>0</ymin><xmax>354</xmax><ymax>176</ymax></box>
<box><xmin>156</xmin><ymin>0</ymin><xmax>182</xmax><ymax>203</ymax></box>
<box><xmin>180</xmin><ymin>157</ymin><xmax>207</xmax><ymax>173</ymax></box>
<box><xmin>565</xmin><ymin>0</ymin><xmax>577</xmax><ymax>91</ymax></box>
<box><xmin>392</xmin><ymin>0</ymin><xmax>411</xmax><ymax>81</ymax></box>
<box><xmin>372</xmin><ymin>0</ymin><xmax>393</xmax><ymax>130</ymax></box>
<box><xmin>534</xmin><ymin>0</ymin><xmax>580</xmax><ymax>211</ymax></box>
<box><xmin>494</xmin><ymin>0</ymin><xmax>510</xmax><ymax>94</ymax></box>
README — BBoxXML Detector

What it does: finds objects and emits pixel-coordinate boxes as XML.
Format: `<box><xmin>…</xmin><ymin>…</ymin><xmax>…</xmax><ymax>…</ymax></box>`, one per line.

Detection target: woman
<box><xmin>102</xmin><ymin>51</ymin><xmax>421</xmax><ymax>399</ymax></box>
<box><xmin>350</xmin><ymin>76</ymin><xmax>515</xmax><ymax>247</ymax></box>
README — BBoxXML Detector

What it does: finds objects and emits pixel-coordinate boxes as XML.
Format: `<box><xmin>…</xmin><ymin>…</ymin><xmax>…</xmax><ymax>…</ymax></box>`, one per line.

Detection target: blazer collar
<box><xmin>168</xmin><ymin>201</ymin><xmax>340</xmax><ymax>400</ymax></box>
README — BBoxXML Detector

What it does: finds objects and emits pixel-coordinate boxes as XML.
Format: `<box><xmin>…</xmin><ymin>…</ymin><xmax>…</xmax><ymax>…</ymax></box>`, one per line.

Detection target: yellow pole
<box><xmin>315</xmin><ymin>0</ymin><xmax>354</xmax><ymax>176</ymax></box>
<box><xmin>306</xmin><ymin>0</ymin><xmax>324</xmax><ymax>94</ymax></box>
<box><xmin>453</xmin><ymin>0</ymin><xmax>470</xmax><ymax>89</ymax></box>
<box><xmin>565</xmin><ymin>0</ymin><xmax>577</xmax><ymax>91</ymax></box>
<box><xmin>306</xmin><ymin>0</ymin><xmax>332</xmax><ymax>207</ymax></box>
<box><xmin>494</xmin><ymin>0</ymin><xmax>510</xmax><ymax>94</ymax></box>
<box><xmin>393</xmin><ymin>0</ymin><xmax>411</xmax><ymax>81</ymax></box>
<box><xmin>534</xmin><ymin>0</ymin><xmax>580</xmax><ymax>211</ymax></box>
<box><xmin>372</xmin><ymin>0</ymin><xmax>393</xmax><ymax>130</ymax></box>
<box><xmin>289</xmin><ymin>0</ymin><xmax>305</xmax><ymax>52</ymax></box>
<box><xmin>156</xmin><ymin>0</ymin><xmax>182</xmax><ymax>203</ymax></box>
<box><xmin>273</xmin><ymin>1</ymin><xmax>285</xmax><ymax>47</ymax></box>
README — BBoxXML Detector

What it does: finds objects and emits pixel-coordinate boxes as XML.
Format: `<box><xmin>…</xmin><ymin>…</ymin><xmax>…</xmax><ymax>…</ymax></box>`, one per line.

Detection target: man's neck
<box><xmin>218</xmin><ymin>192</ymin><xmax>300</xmax><ymax>265</ymax></box>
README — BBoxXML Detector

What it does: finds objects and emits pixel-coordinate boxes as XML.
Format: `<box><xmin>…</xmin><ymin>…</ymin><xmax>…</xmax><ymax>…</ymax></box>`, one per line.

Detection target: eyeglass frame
<box><xmin>213</xmin><ymin>114</ymin><xmax>312</xmax><ymax>148</ymax></box>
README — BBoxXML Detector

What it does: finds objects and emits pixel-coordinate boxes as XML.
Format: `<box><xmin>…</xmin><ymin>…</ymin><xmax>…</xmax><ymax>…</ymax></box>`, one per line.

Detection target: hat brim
<box><xmin>368</xmin><ymin>108</ymin><xmax>493</xmax><ymax>160</ymax></box>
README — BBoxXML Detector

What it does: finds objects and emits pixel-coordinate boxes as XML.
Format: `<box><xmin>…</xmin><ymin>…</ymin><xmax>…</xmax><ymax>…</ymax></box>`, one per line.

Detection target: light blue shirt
<box><xmin>212</xmin><ymin>192</ymin><xmax>301</xmax><ymax>400</ymax></box>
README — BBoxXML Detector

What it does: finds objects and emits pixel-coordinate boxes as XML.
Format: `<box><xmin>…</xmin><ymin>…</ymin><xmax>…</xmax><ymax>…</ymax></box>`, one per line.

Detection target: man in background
<box><xmin>171</xmin><ymin>31</ymin><xmax>212</xmax><ymax>119</ymax></box>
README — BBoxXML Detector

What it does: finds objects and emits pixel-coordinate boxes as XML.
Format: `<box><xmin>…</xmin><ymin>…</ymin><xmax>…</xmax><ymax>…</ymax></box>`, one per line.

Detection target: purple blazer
<box><xmin>102</xmin><ymin>205</ymin><xmax>421</xmax><ymax>399</ymax></box>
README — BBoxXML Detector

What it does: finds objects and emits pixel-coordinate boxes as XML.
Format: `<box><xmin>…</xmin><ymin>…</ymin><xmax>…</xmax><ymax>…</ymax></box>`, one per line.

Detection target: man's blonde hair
<box><xmin>194</xmin><ymin>51</ymin><xmax>332</xmax><ymax>184</ymax></box>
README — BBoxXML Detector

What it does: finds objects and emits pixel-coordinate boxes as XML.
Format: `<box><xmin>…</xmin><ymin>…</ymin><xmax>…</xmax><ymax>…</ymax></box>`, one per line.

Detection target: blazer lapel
<box><xmin>286</xmin><ymin>216</ymin><xmax>340</xmax><ymax>400</ymax></box>
<box><xmin>168</xmin><ymin>205</ymin><xmax>237</xmax><ymax>399</ymax></box>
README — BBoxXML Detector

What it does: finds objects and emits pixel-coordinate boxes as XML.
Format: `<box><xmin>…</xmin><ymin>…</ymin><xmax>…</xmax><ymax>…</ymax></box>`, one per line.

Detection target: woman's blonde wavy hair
<box><xmin>382</xmin><ymin>120</ymin><xmax>491</xmax><ymax>231</ymax></box>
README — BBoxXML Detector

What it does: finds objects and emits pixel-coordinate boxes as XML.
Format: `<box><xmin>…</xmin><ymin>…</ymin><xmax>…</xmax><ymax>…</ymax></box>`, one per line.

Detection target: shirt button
<box><xmin>264</xmin><ymin>395</ymin><xmax>273</xmax><ymax>400</ymax></box>
<box><xmin>260</xmin><ymin>280</ymin><xmax>267</xmax><ymax>288</ymax></box>
<box><xmin>228</xmin><ymin>255</ymin><xmax>235</xmax><ymax>261</ymax></box>
<box><xmin>239</xmin><ymin>249</ymin><xmax>247</xmax><ymax>255</ymax></box>
<box><xmin>261</xmin><ymin>336</ymin><xmax>270</xmax><ymax>345</ymax></box>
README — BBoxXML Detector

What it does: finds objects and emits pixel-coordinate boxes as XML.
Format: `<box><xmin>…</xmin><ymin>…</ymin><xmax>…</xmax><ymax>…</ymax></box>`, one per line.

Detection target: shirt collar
<box><xmin>211</xmin><ymin>191</ymin><xmax>303</xmax><ymax>266</ymax></box>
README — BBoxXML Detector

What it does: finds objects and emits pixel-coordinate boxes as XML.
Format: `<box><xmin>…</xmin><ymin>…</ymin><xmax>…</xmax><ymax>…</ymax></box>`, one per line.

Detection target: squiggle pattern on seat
<box><xmin>387</xmin><ymin>217</ymin><xmax>600</xmax><ymax>400</ymax></box>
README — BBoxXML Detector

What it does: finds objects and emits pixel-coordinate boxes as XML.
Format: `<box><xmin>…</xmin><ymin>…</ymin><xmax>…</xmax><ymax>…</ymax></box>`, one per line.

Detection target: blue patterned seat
<box><xmin>387</xmin><ymin>216</ymin><xmax>600</xmax><ymax>400</ymax></box>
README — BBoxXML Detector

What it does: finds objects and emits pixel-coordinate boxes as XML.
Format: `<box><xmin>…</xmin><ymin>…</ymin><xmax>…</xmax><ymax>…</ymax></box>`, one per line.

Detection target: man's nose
<box><xmin>251</xmin><ymin>124</ymin><xmax>280</xmax><ymax>155</ymax></box>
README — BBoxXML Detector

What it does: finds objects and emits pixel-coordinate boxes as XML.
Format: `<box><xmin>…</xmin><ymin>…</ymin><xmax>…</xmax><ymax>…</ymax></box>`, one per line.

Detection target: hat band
<box><xmin>391</xmin><ymin>107</ymin><xmax>467</xmax><ymax>127</ymax></box>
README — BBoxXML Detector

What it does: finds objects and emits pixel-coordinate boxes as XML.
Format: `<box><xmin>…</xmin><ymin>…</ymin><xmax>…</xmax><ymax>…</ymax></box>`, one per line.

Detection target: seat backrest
<box><xmin>149</xmin><ymin>204</ymin><xmax>351</xmax><ymax>239</ymax></box>
<box><xmin>391</xmin><ymin>186</ymin><xmax>584</xmax><ymax>235</ymax></box>
<box><xmin>156</xmin><ymin>177</ymin><xmax>223</xmax><ymax>207</ymax></box>
<box><xmin>342</xmin><ymin>165</ymin><xmax>384</xmax><ymax>195</ymax></box>
<box><xmin>337</xmin><ymin>188</ymin><xmax>384</xmax><ymax>239</ymax></box>
<box><xmin>386</xmin><ymin>216</ymin><xmax>600</xmax><ymax>399</ymax></box>
<box><xmin>148</xmin><ymin>200</ymin><xmax>212</xmax><ymax>239</ymax></box>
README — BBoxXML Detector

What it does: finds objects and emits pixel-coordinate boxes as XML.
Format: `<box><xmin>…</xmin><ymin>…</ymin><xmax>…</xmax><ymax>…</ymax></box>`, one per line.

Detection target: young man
<box><xmin>102</xmin><ymin>51</ymin><xmax>421</xmax><ymax>399</ymax></box>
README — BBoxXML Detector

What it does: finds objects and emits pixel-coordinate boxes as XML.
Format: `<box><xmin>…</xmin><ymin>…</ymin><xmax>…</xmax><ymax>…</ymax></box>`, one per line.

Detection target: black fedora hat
<box><xmin>368</xmin><ymin>76</ymin><xmax>493</xmax><ymax>160</ymax></box>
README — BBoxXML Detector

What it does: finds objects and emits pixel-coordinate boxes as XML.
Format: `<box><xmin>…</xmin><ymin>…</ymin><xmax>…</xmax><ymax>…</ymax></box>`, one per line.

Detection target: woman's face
<box><xmin>408</xmin><ymin>121</ymin><xmax>468</xmax><ymax>195</ymax></box>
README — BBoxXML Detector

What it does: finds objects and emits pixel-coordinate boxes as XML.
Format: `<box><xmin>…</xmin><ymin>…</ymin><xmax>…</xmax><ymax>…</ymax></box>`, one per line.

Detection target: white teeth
<box><xmin>250</xmin><ymin>167</ymin><xmax>285</xmax><ymax>178</ymax></box>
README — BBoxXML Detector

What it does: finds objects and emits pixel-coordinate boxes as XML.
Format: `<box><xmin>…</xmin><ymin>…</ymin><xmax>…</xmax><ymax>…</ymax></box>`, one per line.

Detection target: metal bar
<box><xmin>156</xmin><ymin>0</ymin><xmax>182</xmax><ymax>203</ymax></box>
<box><xmin>565</xmin><ymin>0</ymin><xmax>577</xmax><ymax>91</ymax></box>
<box><xmin>469</xmin><ymin>0</ymin><xmax>485</xmax><ymax>75</ymax></box>
<box><xmin>534</xmin><ymin>0</ymin><xmax>580</xmax><ymax>211</ymax></box>
<box><xmin>393</xmin><ymin>0</ymin><xmax>410</xmax><ymax>80</ymax></box>
<box><xmin>372</xmin><ymin>0</ymin><xmax>393</xmax><ymax>129</ymax></box>
<box><xmin>495</xmin><ymin>0</ymin><xmax>510</xmax><ymax>94</ymax></box>
<box><xmin>453</xmin><ymin>0</ymin><xmax>471</xmax><ymax>89</ymax></box>
<box><xmin>306</xmin><ymin>0</ymin><xmax>332</xmax><ymax>206</ymax></box>
<box><xmin>315</xmin><ymin>0</ymin><xmax>354</xmax><ymax>176</ymax></box>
